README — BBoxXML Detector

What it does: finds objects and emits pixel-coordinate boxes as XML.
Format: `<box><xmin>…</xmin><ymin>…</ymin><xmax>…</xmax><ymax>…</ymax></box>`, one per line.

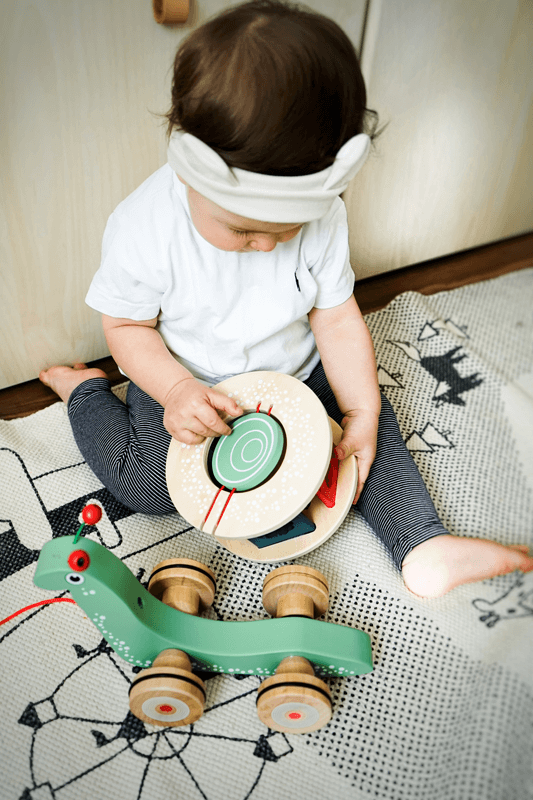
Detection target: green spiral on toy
<box><xmin>211</xmin><ymin>412</ymin><xmax>284</xmax><ymax>491</ymax></box>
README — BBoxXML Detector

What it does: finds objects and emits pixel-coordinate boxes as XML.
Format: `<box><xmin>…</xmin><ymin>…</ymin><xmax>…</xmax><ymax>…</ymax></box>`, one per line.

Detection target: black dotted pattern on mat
<box><xmin>3</xmin><ymin>272</ymin><xmax>533</xmax><ymax>800</ymax></box>
<box><xmin>200</xmin><ymin>549</ymin><xmax>533</xmax><ymax>799</ymax></box>
<box><xmin>311</xmin><ymin>578</ymin><xmax>533</xmax><ymax>800</ymax></box>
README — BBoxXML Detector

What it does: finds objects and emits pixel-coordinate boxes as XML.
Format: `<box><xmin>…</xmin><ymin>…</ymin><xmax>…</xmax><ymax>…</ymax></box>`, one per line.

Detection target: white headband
<box><xmin>167</xmin><ymin>129</ymin><xmax>370</xmax><ymax>222</ymax></box>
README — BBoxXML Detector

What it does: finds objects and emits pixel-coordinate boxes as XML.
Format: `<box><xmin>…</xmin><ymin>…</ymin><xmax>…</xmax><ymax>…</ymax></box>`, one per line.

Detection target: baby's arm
<box><xmin>102</xmin><ymin>315</ymin><xmax>243</xmax><ymax>444</ymax></box>
<box><xmin>309</xmin><ymin>295</ymin><xmax>381</xmax><ymax>502</ymax></box>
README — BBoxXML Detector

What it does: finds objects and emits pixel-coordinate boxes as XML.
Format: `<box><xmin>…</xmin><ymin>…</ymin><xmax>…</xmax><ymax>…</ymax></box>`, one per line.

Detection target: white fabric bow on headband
<box><xmin>167</xmin><ymin>130</ymin><xmax>370</xmax><ymax>222</ymax></box>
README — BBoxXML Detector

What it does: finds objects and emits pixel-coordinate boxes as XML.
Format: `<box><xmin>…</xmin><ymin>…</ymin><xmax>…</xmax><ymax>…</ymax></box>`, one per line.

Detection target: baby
<box><xmin>41</xmin><ymin>0</ymin><xmax>533</xmax><ymax>597</ymax></box>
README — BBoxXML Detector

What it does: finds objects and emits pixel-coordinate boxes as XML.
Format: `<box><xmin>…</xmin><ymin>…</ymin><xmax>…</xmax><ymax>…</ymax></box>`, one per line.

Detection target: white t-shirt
<box><xmin>86</xmin><ymin>164</ymin><xmax>354</xmax><ymax>386</ymax></box>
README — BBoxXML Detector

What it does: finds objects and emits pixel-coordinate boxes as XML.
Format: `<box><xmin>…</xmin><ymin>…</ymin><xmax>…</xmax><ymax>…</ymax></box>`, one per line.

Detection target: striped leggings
<box><xmin>67</xmin><ymin>362</ymin><xmax>448</xmax><ymax>569</ymax></box>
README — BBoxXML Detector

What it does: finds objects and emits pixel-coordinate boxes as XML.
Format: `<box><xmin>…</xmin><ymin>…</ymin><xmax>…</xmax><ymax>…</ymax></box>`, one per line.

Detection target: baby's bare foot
<box><xmin>402</xmin><ymin>534</ymin><xmax>533</xmax><ymax>598</ymax></box>
<box><xmin>39</xmin><ymin>363</ymin><xmax>107</xmax><ymax>404</ymax></box>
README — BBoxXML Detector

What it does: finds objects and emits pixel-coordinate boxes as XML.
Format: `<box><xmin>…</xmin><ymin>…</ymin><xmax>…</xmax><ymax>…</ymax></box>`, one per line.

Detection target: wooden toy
<box><xmin>257</xmin><ymin>564</ymin><xmax>334</xmax><ymax>733</ymax></box>
<box><xmin>33</xmin><ymin>508</ymin><xmax>373</xmax><ymax>734</ymax></box>
<box><xmin>166</xmin><ymin>371</ymin><xmax>357</xmax><ymax>562</ymax></box>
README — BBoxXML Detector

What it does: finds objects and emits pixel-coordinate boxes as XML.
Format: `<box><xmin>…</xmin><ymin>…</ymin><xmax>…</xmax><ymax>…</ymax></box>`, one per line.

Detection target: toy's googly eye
<box><xmin>66</xmin><ymin>572</ymin><xmax>85</xmax><ymax>585</ymax></box>
<box><xmin>68</xmin><ymin>550</ymin><xmax>90</xmax><ymax>572</ymax></box>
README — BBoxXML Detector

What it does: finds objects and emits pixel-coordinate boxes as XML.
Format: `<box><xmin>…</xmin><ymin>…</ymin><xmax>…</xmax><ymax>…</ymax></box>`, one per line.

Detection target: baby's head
<box><xmin>165</xmin><ymin>0</ymin><xmax>374</xmax><ymax>177</ymax></box>
<box><xmin>165</xmin><ymin>0</ymin><xmax>377</xmax><ymax>250</ymax></box>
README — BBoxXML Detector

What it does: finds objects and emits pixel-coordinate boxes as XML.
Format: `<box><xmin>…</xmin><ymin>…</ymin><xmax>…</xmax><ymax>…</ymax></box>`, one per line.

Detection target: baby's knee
<box><xmin>125</xmin><ymin>495</ymin><xmax>176</xmax><ymax>516</ymax></box>
<box><xmin>110</xmin><ymin>478</ymin><xmax>176</xmax><ymax>517</ymax></box>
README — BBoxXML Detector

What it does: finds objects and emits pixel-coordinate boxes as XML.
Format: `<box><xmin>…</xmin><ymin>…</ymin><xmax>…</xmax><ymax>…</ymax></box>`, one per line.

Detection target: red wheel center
<box><xmin>287</xmin><ymin>711</ymin><xmax>302</xmax><ymax>720</ymax></box>
<box><xmin>157</xmin><ymin>704</ymin><xmax>175</xmax><ymax>714</ymax></box>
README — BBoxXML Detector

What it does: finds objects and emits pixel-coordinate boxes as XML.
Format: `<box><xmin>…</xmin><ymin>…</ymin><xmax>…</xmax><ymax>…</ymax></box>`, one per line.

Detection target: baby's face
<box><xmin>183</xmin><ymin>182</ymin><xmax>303</xmax><ymax>252</ymax></box>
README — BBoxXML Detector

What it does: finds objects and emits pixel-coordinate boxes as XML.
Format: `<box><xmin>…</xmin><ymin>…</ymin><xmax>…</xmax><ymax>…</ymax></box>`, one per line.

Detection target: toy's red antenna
<box><xmin>73</xmin><ymin>504</ymin><xmax>103</xmax><ymax>544</ymax></box>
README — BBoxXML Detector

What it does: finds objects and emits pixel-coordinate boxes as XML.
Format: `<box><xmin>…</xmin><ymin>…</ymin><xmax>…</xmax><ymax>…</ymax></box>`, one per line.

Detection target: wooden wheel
<box><xmin>129</xmin><ymin>650</ymin><xmax>206</xmax><ymax>727</ymax></box>
<box><xmin>258</xmin><ymin>565</ymin><xmax>332</xmax><ymax>733</ymax></box>
<box><xmin>133</xmin><ymin>560</ymin><xmax>215</xmax><ymax>726</ymax></box>
<box><xmin>256</xmin><ymin>656</ymin><xmax>332</xmax><ymax>734</ymax></box>
<box><xmin>262</xmin><ymin>564</ymin><xmax>329</xmax><ymax>619</ymax></box>
<box><xmin>148</xmin><ymin>558</ymin><xmax>216</xmax><ymax>615</ymax></box>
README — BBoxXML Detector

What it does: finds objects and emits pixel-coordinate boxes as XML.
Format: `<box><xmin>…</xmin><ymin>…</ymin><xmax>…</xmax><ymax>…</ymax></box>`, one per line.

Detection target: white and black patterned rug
<box><xmin>1</xmin><ymin>269</ymin><xmax>532</xmax><ymax>800</ymax></box>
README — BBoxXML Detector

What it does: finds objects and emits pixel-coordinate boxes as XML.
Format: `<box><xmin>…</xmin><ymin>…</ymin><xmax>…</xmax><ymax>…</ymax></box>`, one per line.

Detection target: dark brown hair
<box><xmin>164</xmin><ymin>0</ymin><xmax>378</xmax><ymax>176</ymax></box>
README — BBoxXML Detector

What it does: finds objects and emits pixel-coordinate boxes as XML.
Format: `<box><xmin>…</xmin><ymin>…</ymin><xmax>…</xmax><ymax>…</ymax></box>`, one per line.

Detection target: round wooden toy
<box><xmin>129</xmin><ymin>558</ymin><xmax>216</xmax><ymax>727</ymax></box>
<box><xmin>256</xmin><ymin>565</ymin><xmax>332</xmax><ymax>733</ymax></box>
<box><xmin>166</xmin><ymin>371</ymin><xmax>357</xmax><ymax>562</ymax></box>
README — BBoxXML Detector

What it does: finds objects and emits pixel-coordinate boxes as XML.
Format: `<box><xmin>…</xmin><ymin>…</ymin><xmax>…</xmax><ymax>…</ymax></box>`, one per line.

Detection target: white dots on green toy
<box><xmin>33</xmin><ymin>505</ymin><xmax>373</xmax><ymax>733</ymax></box>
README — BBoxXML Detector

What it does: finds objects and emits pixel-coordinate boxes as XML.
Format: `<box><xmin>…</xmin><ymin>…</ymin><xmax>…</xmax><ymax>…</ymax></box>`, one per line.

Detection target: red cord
<box><xmin>202</xmin><ymin>485</ymin><xmax>226</xmax><ymax>526</ymax></box>
<box><xmin>215</xmin><ymin>487</ymin><xmax>236</xmax><ymax>530</ymax></box>
<box><xmin>0</xmin><ymin>597</ymin><xmax>76</xmax><ymax>627</ymax></box>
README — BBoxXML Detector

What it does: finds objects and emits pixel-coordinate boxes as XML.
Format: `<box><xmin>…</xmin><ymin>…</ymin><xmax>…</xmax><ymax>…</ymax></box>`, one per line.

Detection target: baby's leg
<box><xmin>40</xmin><ymin>365</ymin><xmax>174</xmax><ymax>515</ymax></box>
<box><xmin>359</xmin><ymin>396</ymin><xmax>533</xmax><ymax>595</ymax></box>
<box><xmin>306</xmin><ymin>363</ymin><xmax>447</xmax><ymax>564</ymax></box>
<box><xmin>304</xmin><ymin>362</ymin><xmax>533</xmax><ymax>596</ymax></box>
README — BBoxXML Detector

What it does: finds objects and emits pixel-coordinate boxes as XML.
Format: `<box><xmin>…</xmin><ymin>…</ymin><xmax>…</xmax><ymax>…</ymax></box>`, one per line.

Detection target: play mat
<box><xmin>1</xmin><ymin>268</ymin><xmax>532</xmax><ymax>800</ymax></box>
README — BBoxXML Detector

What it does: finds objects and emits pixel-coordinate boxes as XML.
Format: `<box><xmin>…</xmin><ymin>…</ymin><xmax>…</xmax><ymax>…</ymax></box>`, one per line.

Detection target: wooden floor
<box><xmin>1</xmin><ymin>231</ymin><xmax>532</xmax><ymax>420</ymax></box>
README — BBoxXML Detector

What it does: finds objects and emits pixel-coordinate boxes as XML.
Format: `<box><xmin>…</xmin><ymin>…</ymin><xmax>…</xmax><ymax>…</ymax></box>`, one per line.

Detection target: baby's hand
<box><xmin>334</xmin><ymin>409</ymin><xmax>380</xmax><ymax>504</ymax></box>
<box><xmin>163</xmin><ymin>377</ymin><xmax>243</xmax><ymax>445</ymax></box>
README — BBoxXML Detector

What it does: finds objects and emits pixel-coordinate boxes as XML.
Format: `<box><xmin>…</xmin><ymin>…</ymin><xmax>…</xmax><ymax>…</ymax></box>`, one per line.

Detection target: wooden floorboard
<box><xmin>1</xmin><ymin>231</ymin><xmax>531</xmax><ymax>420</ymax></box>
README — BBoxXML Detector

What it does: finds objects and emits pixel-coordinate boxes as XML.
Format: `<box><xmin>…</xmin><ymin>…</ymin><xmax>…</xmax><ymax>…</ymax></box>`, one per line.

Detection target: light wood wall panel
<box><xmin>0</xmin><ymin>0</ymin><xmax>366</xmax><ymax>389</ymax></box>
<box><xmin>344</xmin><ymin>0</ymin><xmax>533</xmax><ymax>279</ymax></box>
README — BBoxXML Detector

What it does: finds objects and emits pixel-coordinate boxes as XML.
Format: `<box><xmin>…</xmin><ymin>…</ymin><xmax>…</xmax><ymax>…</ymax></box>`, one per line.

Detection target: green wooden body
<box><xmin>34</xmin><ymin>537</ymin><xmax>373</xmax><ymax>678</ymax></box>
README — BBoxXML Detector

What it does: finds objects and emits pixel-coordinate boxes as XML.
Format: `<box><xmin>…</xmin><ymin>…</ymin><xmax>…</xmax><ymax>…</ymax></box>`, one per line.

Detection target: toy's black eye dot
<box><xmin>68</xmin><ymin>550</ymin><xmax>90</xmax><ymax>572</ymax></box>
<box><xmin>66</xmin><ymin>572</ymin><xmax>85</xmax><ymax>585</ymax></box>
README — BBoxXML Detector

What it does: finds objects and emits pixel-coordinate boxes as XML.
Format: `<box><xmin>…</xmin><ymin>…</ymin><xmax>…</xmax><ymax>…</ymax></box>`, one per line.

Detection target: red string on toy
<box><xmin>202</xmin><ymin>485</ymin><xmax>226</xmax><ymax>526</ymax></box>
<box><xmin>0</xmin><ymin>597</ymin><xmax>76</xmax><ymax>627</ymax></box>
<box><xmin>214</xmin><ymin>487</ymin><xmax>236</xmax><ymax>530</ymax></box>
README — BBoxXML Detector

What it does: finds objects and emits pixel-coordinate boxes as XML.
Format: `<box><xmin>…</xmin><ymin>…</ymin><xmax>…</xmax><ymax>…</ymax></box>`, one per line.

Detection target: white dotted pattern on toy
<box><xmin>216</xmin><ymin>416</ymin><xmax>357</xmax><ymax>563</ymax></box>
<box><xmin>91</xmin><ymin>613</ymin><xmax>152</xmax><ymax>666</ymax></box>
<box><xmin>166</xmin><ymin>372</ymin><xmax>332</xmax><ymax>540</ymax></box>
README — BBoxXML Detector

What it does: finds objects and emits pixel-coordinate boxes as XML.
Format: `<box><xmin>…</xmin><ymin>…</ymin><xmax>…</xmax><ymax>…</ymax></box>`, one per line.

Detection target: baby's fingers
<box><xmin>352</xmin><ymin>456</ymin><xmax>373</xmax><ymax>505</ymax></box>
<box><xmin>175</xmin><ymin>428</ymin><xmax>208</xmax><ymax>446</ymax></box>
<box><xmin>194</xmin><ymin>407</ymin><xmax>234</xmax><ymax>438</ymax></box>
<box><xmin>207</xmin><ymin>390</ymin><xmax>244</xmax><ymax>428</ymax></box>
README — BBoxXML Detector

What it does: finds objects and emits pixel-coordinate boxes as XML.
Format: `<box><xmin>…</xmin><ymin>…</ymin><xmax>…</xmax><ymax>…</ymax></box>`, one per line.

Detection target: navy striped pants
<box><xmin>67</xmin><ymin>362</ymin><xmax>448</xmax><ymax>569</ymax></box>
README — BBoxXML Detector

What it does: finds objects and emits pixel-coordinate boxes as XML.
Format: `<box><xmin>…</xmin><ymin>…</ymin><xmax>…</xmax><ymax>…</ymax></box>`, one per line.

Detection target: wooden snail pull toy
<box><xmin>33</xmin><ymin>505</ymin><xmax>373</xmax><ymax>733</ymax></box>
<box><xmin>166</xmin><ymin>371</ymin><xmax>358</xmax><ymax>562</ymax></box>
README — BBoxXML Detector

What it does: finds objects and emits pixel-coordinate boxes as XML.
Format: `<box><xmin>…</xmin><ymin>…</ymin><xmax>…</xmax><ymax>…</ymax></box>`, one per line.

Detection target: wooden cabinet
<box><xmin>0</xmin><ymin>0</ymin><xmax>366</xmax><ymax>389</ymax></box>
<box><xmin>1</xmin><ymin>0</ymin><xmax>531</xmax><ymax>387</ymax></box>
<box><xmin>344</xmin><ymin>0</ymin><xmax>533</xmax><ymax>279</ymax></box>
